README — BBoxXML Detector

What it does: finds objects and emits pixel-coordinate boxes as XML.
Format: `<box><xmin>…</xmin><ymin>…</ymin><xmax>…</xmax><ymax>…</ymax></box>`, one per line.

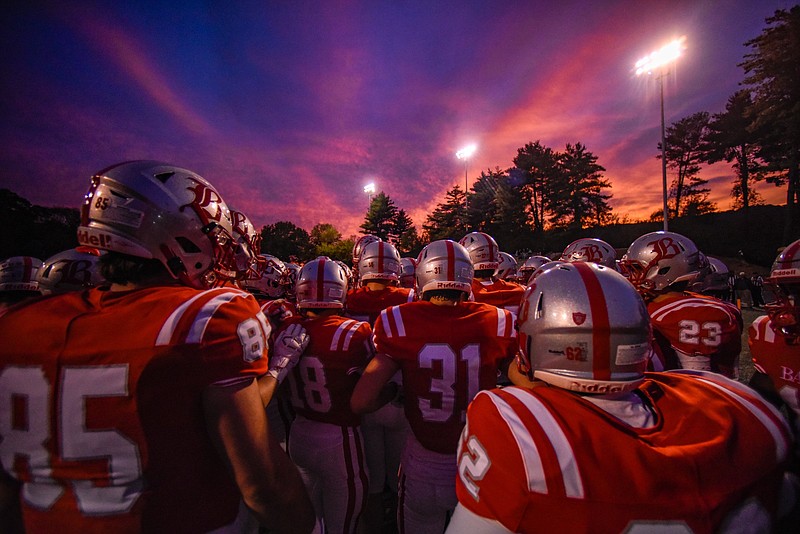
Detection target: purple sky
<box><xmin>1</xmin><ymin>1</ymin><xmax>791</xmax><ymax>239</ymax></box>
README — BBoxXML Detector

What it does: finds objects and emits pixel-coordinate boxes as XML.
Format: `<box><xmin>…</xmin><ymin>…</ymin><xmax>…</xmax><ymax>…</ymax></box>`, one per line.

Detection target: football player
<box><xmin>37</xmin><ymin>247</ymin><xmax>105</xmax><ymax>295</ymax></box>
<box><xmin>619</xmin><ymin>231</ymin><xmax>742</xmax><ymax>378</ymax></box>
<box><xmin>399</xmin><ymin>257</ymin><xmax>417</xmax><ymax>289</ymax></box>
<box><xmin>343</xmin><ymin>240</ymin><xmax>413</xmax><ymax>533</ymax></box>
<box><xmin>516</xmin><ymin>254</ymin><xmax>551</xmax><ymax>285</ymax></box>
<box><xmin>0</xmin><ymin>161</ymin><xmax>313</xmax><ymax>532</ymax></box>
<box><xmin>459</xmin><ymin>232</ymin><xmax>525</xmax><ymax>317</ymax></box>
<box><xmin>281</xmin><ymin>257</ymin><xmax>373</xmax><ymax>534</ymax></box>
<box><xmin>749</xmin><ymin>240</ymin><xmax>800</xmax><ymax>469</ymax></box>
<box><xmin>0</xmin><ymin>256</ymin><xmax>43</xmax><ymax>311</ymax></box>
<box><xmin>495</xmin><ymin>251</ymin><xmax>518</xmax><ymax>281</ymax></box>
<box><xmin>559</xmin><ymin>237</ymin><xmax>617</xmax><ymax>269</ymax></box>
<box><xmin>351</xmin><ymin>239</ymin><xmax>517</xmax><ymax>534</ymax></box>
<box><xmin>449</xmin><ymin>262</ymin><xmax>794</xmax><ymax>533</ymax></box>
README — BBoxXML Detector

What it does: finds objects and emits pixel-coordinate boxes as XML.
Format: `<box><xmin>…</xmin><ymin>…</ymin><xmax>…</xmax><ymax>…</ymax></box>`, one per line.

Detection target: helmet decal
<box><xmin>185</xmin><ymin>177</ymin><xmax>225</xmax><ymax>223</ymax></box>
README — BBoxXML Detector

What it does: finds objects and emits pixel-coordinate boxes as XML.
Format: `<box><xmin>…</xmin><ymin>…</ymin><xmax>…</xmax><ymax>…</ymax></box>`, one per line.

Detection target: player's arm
<box><xmin>203</xmin><ymin>378</ymin><xmax>314</xmax><ymax>533</ymax></box>
<box><xmin>350</xmin><ymin>352</ymin><xmax>400</xmax><ymax>414</ymax></box>
<box><xmin>445</xmin><ymin>504</ymin><xmax>514</xmax><ymax>534</ymax></box>
<box><xmin>749</xmin><ymin>370</ymin><xmax>784</xmax><ymax>410</ymax></box>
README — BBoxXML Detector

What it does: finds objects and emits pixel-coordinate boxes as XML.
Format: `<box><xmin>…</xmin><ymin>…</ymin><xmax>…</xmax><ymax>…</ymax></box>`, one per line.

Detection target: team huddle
<box><xmin>0</xmin><ymin>160</ymin><xmax>798</xmax><ymax>533</ymax></box>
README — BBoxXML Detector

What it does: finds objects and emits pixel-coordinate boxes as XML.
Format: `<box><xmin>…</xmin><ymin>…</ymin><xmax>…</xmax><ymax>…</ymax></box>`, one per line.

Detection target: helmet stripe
<box><xmin>446</xmin><ymin>240</ymin><xmax>455</xmax><ymax>281</ymax></box>
<box><xmin>574</xmin><ymin>263</ymin><xmax>611</xmax><ymax>380</ymax></box>
<box><xmin>316</xmin><ymin>257</ymin><xmax>326</xmax><ymax>303</ymax></box>
<box><xmin>21</xmin><ymin>256</ymin><xmax>33</xmax><ymax>283</ymax></box>
<box><xmin>378</xmin><ymin>241</ymin><xmax>385</xmax><ymax>273</ymax></box>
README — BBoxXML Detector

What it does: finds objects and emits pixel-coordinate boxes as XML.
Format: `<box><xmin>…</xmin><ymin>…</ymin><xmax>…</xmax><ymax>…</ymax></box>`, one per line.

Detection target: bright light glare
<box><xmin>635</xmin><ymin>36</ymin><xmax>686</xmax><ymax>76</ymax></box>
<box><xmin>363</xmin><ymin>183</ymin><xmax>376</xmax><ymax>194</ymax></box>
<box><xmin>456</xmin><ymin>143</ymin><xmax>477</xmax><ymax>160</ymax></box>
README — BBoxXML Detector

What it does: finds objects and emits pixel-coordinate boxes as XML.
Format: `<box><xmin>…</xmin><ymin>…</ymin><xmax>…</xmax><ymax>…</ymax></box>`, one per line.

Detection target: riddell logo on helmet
<box><xmin>77</xmin><ymin>229</ymin><xmax>112</xmax><ymax>248</ymax></box>
<box><xmin>434</xmin><ymin>281</ymin><xmax>463</xmax><ymax>289</ymax></box>
<box><xmin>570</xmin><ymin>382</ymin><xmax>625</xmax><ymax>393</ymax></box>
<box><xmin>773</xmin><ymin>268</ymin><xmax>799</xmax><ymax>277</ymax></box>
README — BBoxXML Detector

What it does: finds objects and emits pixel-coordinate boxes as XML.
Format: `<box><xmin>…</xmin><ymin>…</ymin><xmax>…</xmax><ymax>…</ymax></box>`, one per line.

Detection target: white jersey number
<box><xmin>288</xmin><ymin>356</ymin><xmax>332</xmax><ymax>412</ymax></box>
<box><xmin>418</xmin><ymin>343</ymin><xmax>480</xmax><ymax>423</ymax></box>
<box><xmin>0</xmin><ymin>365</ymin><xmax>143</xmax><ymax>514</ymax></box>
<box><xmin>678</xmin><ymin>320</ymin><xmax>722</xmax><ymax>347</ymax></box>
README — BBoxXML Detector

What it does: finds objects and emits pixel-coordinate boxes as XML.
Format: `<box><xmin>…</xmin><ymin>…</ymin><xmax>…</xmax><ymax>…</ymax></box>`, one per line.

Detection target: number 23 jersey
<box><xmin>373</xmin><ymin>300</ymin><xmax>517</xmax><ymax>454</ymax></box>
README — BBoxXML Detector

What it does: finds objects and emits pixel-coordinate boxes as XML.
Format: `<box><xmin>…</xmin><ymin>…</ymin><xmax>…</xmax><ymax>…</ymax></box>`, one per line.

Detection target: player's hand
<box><xmin>267</xmin><ymin>323</ymin><xmax>309</xmax><ymax>384</ymax></box>
<box><xmin>264</xmin><ymin>299</ymin><xmax>294</xmax><ymax>323</ymax></box>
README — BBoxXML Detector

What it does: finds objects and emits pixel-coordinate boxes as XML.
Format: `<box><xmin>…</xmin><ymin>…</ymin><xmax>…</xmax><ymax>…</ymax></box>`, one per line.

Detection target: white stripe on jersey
<box><xmin>649</xmin><ymin>298</ymin><xmax>738</xmax><ymax>323</ymax></box>
<box><xmin>481</xmin><ymin>390</ymin><xmax>548</xmax><ymax>495</ymax></box>
<box><xmin>495</xmin><ymin>307</ymin><xmax>506</xmax><ymax>337</ymax></box>
<box><xmin>331</xmin><ymin>319</ymin><xmax>356</xmax><ymax>351</ymax></box>
<box><xmin>186</xmin><ymin>291</ymin><xmax>250</xmax><ymax>344</ymax></box>
<box><xmin>407</xmin><ymin>290</ymin><xmax>416</xmax><ymax>302</ymax></box>
<box><xmin>503</xmin><ymin>387</ymin><xmax>585</xmax><ymax>499</ymax></box>
<box><xmin>391</xmin><ymin>306</ymin><xmax>406</xmax><ymax>337</ymax></box>
<box><xmin>379</xmin><ymin>308</ymin><xmax>392</xmax><ymax>338</ymax></box>
<box><xmin>156</xmin><ymin>288</ymin><xmax>228</xmax><ymax>346</ymax></box>
<box><xmin>752</xmin><ymin>315</ymin><xmax>775</xmax><ymax>343</ymax></box>
<box><xmin>342</xmin><ymin>321</ymin><xmax>365</xmax><ymax>351</ymax></box>
<box><xmin>671</xmin><ymin>369</ymin><xmax>791</xmax><ymax>461</ymax></box>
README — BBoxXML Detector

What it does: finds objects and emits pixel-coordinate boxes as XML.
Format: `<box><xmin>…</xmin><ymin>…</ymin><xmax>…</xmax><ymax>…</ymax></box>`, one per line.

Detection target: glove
<box><xmin>267</xmin><ymin>323</ymin><xmax>310</xmax><ymax>384</ymax></box>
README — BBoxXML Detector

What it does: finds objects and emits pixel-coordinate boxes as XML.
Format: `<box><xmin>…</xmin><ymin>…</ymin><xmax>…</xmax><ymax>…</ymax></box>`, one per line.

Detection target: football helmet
<box><xmin>295</xmin><ymin>256</ymin><xmax>348</xmax><ymax>309</ymax></box>
<box><xmin>692</xmin><ymin>255</ymin><xmax>729</xmax><ymax>294</ymax></box>
<box><xmin>458</xmin><ymin>231</ymin><xmax>500</xmax><ymax>271</ymax></box>
<box><xmin>619</xmin><ymin>231</ymin><xmax>702</xmax><ymax>297</ymax></box>
<box><xmin>0</xmin><ymin>256</ymin><xmax>43</xmax><ymax>293</ymax></box>
<box><xmin>243</xmin><ymin>254</ymin><xmax>287</xmax><ymax>299</ymax></box>
<box><xmin>765</xmin><ymin>239</ymin><xmax>800</xmax><ymax>337</ymax></box>
<box><xmin>495</xmin><ymin>251</ymin><xmax>518</xmax><ymax>280</ymax></box>
<box><xmin>229</xmin><ymin>208</ymin><xmax>261</xmax><ymax>280</ymax></box>
<box><xmin>516</xmin><ymin>262</ymin><xmax>651</xmax><ymax>393</ymax></box>
<box><xmin>560</xmin><ymin>238</ymin><xmax>616</xmax><ymax>268</ymax></box>
<box><xmin>399</xmin><ymin>257</ymin><xmax>416</xmax><ymax>289</ymax></box>
<box><xmin>358</xmin><ymin>241</ymin><xmax>402</xmax><ymax>283</ymax></box>
<box><xmin>352</xmin><ymin>235</ymin><xmax>381</xmax><ymax>266</ymax></box>
<box><xmin>38</xmin><ymin>247</ymin><xmax>105</xmax><ymax>295</ymax></box>
<box><xmin>517</xmin><ymin>255</ymin><xmax>552</xmax><ymax>284</ymax></box>
<box><xmin>336</xmin><ymin>260</ymin><xmax>355</xmax><ymax>288</ymax></box>
<box><xmin>415</xmin><ymin>240</ymin><xmax>473</xmax><ymax>295</ymax></box>
<box><xmin>78</xmin><ymin>160</ymin><xmax>238</xmax><ymax>289</ymax></box>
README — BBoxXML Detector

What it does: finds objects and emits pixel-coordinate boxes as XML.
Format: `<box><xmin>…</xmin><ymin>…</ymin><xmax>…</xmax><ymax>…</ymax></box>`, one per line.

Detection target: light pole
<box><xmin>456</xmin><ymin>143</ymin><xmax>477</xmax><ymax>229</ymax></box>
<box><xmin>363</xmin><ymin>182</ymin><xmax>375</xmax><ymax>205</ymax></box>
<box><xmin>635</xmin><ymin>37</ymin><xmax>685</xmax><ymax>232</ymax></box>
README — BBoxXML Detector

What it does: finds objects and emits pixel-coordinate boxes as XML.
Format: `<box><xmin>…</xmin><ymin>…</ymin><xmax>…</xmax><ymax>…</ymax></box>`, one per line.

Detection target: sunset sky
<box><xmin>1</xmin><ymin>1</ymin><xmax>792</xmax><ymax>239</ymax></box>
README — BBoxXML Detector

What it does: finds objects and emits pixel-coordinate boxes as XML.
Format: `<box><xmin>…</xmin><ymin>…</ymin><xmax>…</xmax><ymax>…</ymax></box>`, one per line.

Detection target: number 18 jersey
<box><xmin>373</xmin><ymin>300</ymin><xmax>517</xmax><ymax>454</ymax></box>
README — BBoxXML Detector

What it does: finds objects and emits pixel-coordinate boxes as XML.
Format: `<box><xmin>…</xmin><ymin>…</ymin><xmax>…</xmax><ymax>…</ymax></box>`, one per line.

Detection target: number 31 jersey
<box><xmin>373</xmin><ymin>300</ymin><xmax>517</xmax><ymax>454</ymax></box>
<box><xmin>0</xmin><ymin>286</ymin><xmax>270</xmax><ymax>533</ymax></box>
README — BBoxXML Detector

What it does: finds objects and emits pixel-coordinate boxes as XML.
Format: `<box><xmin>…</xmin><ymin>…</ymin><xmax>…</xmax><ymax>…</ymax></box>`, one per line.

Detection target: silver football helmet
<box><xmin>517</xmin><ymin>255</ymin><xmax>552</xmax><ymax>284</ymax></box>
<box><xmin>517</xmin><ymin>262</ymin><xmax>651</xmax><ymax>393</ymax></box>
<box><xmin>352</xmin><ymin>235</ymin><xmax>381</xmax><ymax>266</ymax></box>
<box><xmin>765</xmin><ymin>239</ymin><xmax>800</xmax><ymax>337</ymax></box>
<box><xmin>560</xmin><ymin>238</ymin><xmax>617</xmax><ymax>268</ymax></box>
<box><xmin>619</xmin><ymin>231</ymin><xmax>702</xmax><ymax>297</ymax></box>
<box><xmin>358</xmin><ymin>241</ymin><xmax>402</xmax><ymax>283</ymax></box>
<box><xmin>38</xmin><ymin>247</ymin><xmax>105</xmax><ymax>295</ymax></box>
<box><xmin>78</xmin><ymin>160</ymin><xmax>238</xmax><ymax>289</ymax></box>
<box><xmin>692</xmin><ymin>255</ymin><xmax>729</xmax><ymax>294</ymax></box>
<box><xmin>296</xmin><ymin>256</ymin><xmax>348</xmax><ymax>309</ymax></box>
<box><xmin>495</xmin><ymin>251</ymin><xmax>518</xmax><ymax>280</ymax></box>
<box><xmin>458</xmin><ymin>231</ymin><xmax>500</xmax><ymax>271</ymax></box>
<box><xmin>229</xmin><ymin>208</ymin><xmax>261</xmax><ymax>281</ymax></box>
<box><xmin>243</xmin><ymin>254</ymin><xmax>287</xmax><ymax>299</ymax></box>
<box><xmin>0</xmin><ymin>256</ymin><xmax>43</xmax><ymax>293</ymax></box>
<box><xmin>415</xmin><ymin>240</ymin><xmax>473</xmax><ymax>295</ymax></box>
<box><xmin>399</xmin><ymin>257</ymin><xmax>416</xmax><ymax>289</ymax></box>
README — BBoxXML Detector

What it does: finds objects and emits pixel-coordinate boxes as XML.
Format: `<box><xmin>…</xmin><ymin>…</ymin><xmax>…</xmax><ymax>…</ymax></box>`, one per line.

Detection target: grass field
<box><xmin>737</xmin><ymin>306</ymin><xmax>765</xmax><ymax>384</ymax></box>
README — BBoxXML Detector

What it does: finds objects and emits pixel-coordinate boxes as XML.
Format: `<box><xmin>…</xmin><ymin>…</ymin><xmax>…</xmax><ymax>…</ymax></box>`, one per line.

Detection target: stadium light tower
<box><xmin>456</xmin><ymin>143</ymin><xmax>477</xmax><ymax>226</ymax></box>
<box><xmin>363</xmin><ymin>182</ymin><xmax>376</xmax><ymax>204</ymax></box>
<box><xmin>635</xmin><ymin>36</ymin><xmax>686</xmax><ymax>232</ymax></box>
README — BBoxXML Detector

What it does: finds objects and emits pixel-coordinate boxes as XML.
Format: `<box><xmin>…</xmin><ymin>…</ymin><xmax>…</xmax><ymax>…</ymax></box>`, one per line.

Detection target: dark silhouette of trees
<box><xmin>547</xmin><ymin>142</ymin><xmax>613</xmax><ymax>229</ymax></box>
<box><xmin>422</xmin><ymin>185</ymin><xmax>467</xmax><ymax>241</ymax></box>
<box><xmin>661</xmin><ymin>112</ymin><xmax>714</xmax><ymax>218</ymax></box>
<box><xmin>260</xmin><ymin>221</ymin><xmax>314</xmax><ymax>261</ymax></box>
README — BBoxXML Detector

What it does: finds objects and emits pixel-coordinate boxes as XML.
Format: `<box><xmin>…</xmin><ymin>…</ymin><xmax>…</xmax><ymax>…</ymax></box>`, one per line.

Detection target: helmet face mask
<box><xmin>416</xmin><ymin>240</ymin><xmax>474</xmax><ymax>296</ymax></box>
<box><xmin>459</xmin><ymin>232</ymin><xmax>500</xmax><ymax>271</ymax></box>
<box><xmin>243</xmin><ymin>254</ymin><xmax>287</xmax><ymax>298</ymax></box>
<box><xmin>765</xmin><ymin>239</ymin><xmax>800</xmax><ymax>339</ymax></box>
<box><xmin>516</xmin><ymin>262</ymin><xmax>651</xmax><ymax>394</ymax></box>
<box><xmin>358</xmin><ymin>241</ymin><xmax>402</xmax><ymax>283</ymax></box>
<box><xmin>620</xmin><ymin>231</ymin><xmax>702</xmax><ymax>297</ymax></box>
<box><xmin>77</xmin><ymin>160</ymin><xmax>239</xmax><ymax>289</ymax></box>
<box><xmin>295</xmin><ymin>256</ymin><xmax>348</xmax><ymax>309</ymax></box>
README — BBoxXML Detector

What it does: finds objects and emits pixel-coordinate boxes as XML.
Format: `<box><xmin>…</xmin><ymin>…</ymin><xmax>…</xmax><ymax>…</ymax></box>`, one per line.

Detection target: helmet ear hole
<box><xmin>535</xmin><ymin>292</ymin><xmax>545</xmax><ymax>319</ymax></box>
<box><xmin>658</xmin><ymin>266</ymin><xmax>670</xmax><ymax>275</ymax></box>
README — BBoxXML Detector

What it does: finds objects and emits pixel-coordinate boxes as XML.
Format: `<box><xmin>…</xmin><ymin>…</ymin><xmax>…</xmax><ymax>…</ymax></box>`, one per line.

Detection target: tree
<box><xmin>740</xmin><ymin>6</ymin><xmax>800</xmax><ymax>241</ymax></box>
<box><xmin>260</xmin><ymin>221</ymin><xmax>314</xmax><ymax>262</ymax></box>
<box><xmin>547</xmin><ymin>143</ymin><xmax>612</xmax><ymax>229</ymax></box>
<box><xmin>512</xmin><ymin>141</ymin><xmax>559</xmax><ymax>233</ymax></box>
<box><xmin>361</xmin><ymin>192</ymin><xmax>399</xmax><ymax>241</ymax></box>
<box><xmin>422</xmin><ymin>185</ymin><xmax>467</xmax><ymax>241</ymax></box>
<box><xmin>703</xmin><ymin>90</ymin><xmax>765</xmax><ymax>211</ymax></box>
<box><xmin>660</xmin><ymin>112</ymin><xmax>710</xmax><ymax>219</ymax></box>
<box><xmin>466</xmin><ymin>168</ymin><xmax>502</xmax><ymax>232</ymax></box>
<box><xmin>309</xmin><ymin>223</ymin><xmax>353</xmax><ymax>262</ymax></box>
<box><xmin>391</xmin><ymin>209</ymin><xmax>422</xmax><ymax>255</ymax></box>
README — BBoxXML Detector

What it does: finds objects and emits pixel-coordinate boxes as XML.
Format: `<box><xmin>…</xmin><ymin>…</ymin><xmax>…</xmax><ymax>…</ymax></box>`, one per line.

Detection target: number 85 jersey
<box><xmin>373</xmin><ymin>300</ymin><xmax>517</xmax><ymax>454</ymax></box>
<box><xmin>647</xmin><ymin>291</ymin><xmax>742</xmax><ymax>378</ymax></box>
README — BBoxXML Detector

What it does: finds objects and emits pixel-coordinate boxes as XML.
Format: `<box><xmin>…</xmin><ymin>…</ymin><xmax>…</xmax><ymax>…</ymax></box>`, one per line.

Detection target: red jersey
<box><xmin>284</xmin><ymin>315</ymin><xmax>373</xmax><ymax>427</ymax></box>
<box><xmin>647</xmin><ymin>291</ymin><xmax>742</xmax><ymax>378</ymax></box>
<box><xmin>373</xmin><ymin>301</ymin><xmax>517</xmax><ymax>454</ymax></box>
<box><xmin>345</xmin><ymin>285</ymin><xmax>415</xmax><ymax>325</ymax></box>
<box><xmin>470</xmin><ymin>279</ymin><xmax>525</xmax><ymax>316</ymax></box>
<box><xmin>0</xmin><ymin>286</ymin><xmax>270</xmax><ymax>533</ymax></box>
<box><xmin>455</xmin><ymin>370</ymin><xmax>791</xmax><ymax>533</ymax></box>
<box><xmin>750</xmin><ymin>314</ymin><xmax>800</xmax><ymax>440</ymax></box>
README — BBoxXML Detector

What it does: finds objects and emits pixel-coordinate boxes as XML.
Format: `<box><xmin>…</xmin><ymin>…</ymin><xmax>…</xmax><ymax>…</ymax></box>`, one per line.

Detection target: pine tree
<box><xmin>660</xmin><ymin>112</ymin><xmax>710</xmax><ymax>219</ymax></box>
<box><xmin>547</xmin><ymin>143</ymin><xmax>612</xmax><ymax>229</ymax></box>
<box><xmin>360</xmin><ymin>192</ymin><xmax>399</xmax><ymax>241</ymax></box>
<box><xmin>422</xmin><ymin>186</ymin><xmax>467</xmax><ymax>241</ymax></box>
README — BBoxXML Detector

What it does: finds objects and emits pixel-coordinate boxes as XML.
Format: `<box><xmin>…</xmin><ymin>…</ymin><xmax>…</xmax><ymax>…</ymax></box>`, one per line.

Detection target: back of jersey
<box><xmin>0</xmin><ymin>285</ymin><xmax>269</xmax><ymax>533</ymax></box>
